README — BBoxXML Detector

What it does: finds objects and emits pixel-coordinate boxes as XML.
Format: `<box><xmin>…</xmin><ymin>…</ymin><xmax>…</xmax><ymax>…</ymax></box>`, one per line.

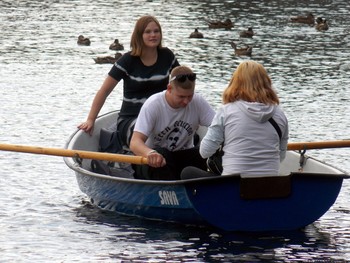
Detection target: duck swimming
<box><xmin>315</xmin><ymin>17</ymin><xmax>329</xmax><ymax>31</ymax></box>
<box><xmin>231</xmin><ymin>42</ymin><xmax>252</xmax><ymax>56</ymax></box>
<box><xmin>206</xmin><ymin>18</ymin><xmax>234</xmax><ymax>29</ymax></box>
<box><xmin>94</xmin><ymin>52</ymin><xmax>122</xmax><ymax>64</ymax></box>
<box><xmin>189</xmin><ymin>28</ymin><xmax>204</xmax><ymax>38</ymax></box>
<box><xmin>290</xmin><ymin>13</ymin><xmax>315</xmax><ymax>25</ymax></box>
<box><xmin>239</xmin><ymin>27</ymin><xmax>254</xmax><ymax>38</ymax></box>
<box><xmin>109</xmin><ymin>39</ymin><xmax>124</xmax><ymax>51</ymax></box>
<box><xmin>77</xmin><ymin>35</ymin><xmax>91</xmax><ymax>46</ymax></box>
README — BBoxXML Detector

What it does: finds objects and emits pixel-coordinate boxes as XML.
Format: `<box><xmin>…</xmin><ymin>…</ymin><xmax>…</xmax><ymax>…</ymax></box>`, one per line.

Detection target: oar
<box><xmin>1</xmin><ymin>140</ymin><xmax>350</xmax><ymax>165</ymax></box>
<box><xmin>0</xmin><ymin>143</ymin><xmax>148</xmax><ymax>165</ymax></box>
<box><xmin>287</xmin><ymin>140</ymin><xmax>350</xmax><ymax>151</ymax></box>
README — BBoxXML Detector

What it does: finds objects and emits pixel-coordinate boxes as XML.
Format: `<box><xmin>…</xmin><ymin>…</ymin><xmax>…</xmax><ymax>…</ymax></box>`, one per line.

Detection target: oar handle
<box><xmin>288</xmin><ymin>140</ymin><xmax>350</xmax><ymax>151</ymax></box>
<box><xmin>1</xmin><ymin>140</ymin><xmax>350</xmax><ymax>164</ymax></box>
<box><xmin>0</xmin><ymin>143</ymin><xmax>148</xmax><ymax>165</ymax></box>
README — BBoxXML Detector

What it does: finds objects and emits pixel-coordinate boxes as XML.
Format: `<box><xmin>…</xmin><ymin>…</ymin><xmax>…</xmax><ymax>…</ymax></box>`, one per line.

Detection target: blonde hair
<box><xmin>130</xmin><ymin>16</ymin><xmax>163</xmax><ymax>56</ymax></box>
<box><xmin>223</xmin><ymin>60</ymin><xmax>279</xmax><ymax>105</ymax></box>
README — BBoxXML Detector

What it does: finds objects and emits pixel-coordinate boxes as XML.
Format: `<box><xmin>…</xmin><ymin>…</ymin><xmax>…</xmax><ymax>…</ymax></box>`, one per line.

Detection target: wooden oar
<box><xmin>287</xmin><ymin>140</ymin><xmax>350</xmax><ymax>151</ymax></box>
<box><xmin>1</xmin><ymin>140</ymin><xmax>349</xmax><ymax>165</ymax></box>
<box><xmin>0</xmin><ymin>143</ymin><xmax>148</xmax><ymax>165</ymax></box>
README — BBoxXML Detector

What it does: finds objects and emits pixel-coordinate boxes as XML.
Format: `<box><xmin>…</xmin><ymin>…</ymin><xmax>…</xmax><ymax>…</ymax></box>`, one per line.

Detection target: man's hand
<box><xmin>147</xmin><ymin>150</ymin><xmax>166</xmax><ymax>168</ymax></box>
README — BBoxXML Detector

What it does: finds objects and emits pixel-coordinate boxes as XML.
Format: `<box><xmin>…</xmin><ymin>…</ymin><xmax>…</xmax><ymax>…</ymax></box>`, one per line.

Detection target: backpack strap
<box><xmin>268</xmin><ymin>118</ymin><xmax>282</xmax><ymax>140</ymax></box>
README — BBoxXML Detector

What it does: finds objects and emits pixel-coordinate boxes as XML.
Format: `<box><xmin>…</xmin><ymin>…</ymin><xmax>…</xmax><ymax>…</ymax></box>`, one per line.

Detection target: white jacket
<box><xmin>200</xmin><ymin>100</ymin><xmax>289</xmax><ymax>175</ymax></box>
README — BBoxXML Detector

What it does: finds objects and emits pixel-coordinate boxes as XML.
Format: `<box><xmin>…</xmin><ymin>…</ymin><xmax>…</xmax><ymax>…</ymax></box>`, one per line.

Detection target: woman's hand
<box><xmin>77</xmin><ymin>119</ymin><xmax>94</xmax><ymax>135</ymax></box>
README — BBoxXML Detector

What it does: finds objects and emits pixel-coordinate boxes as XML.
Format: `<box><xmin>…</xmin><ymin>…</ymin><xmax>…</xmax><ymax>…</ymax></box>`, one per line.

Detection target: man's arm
<box><xmin>130</xmin><ymin>131</ymin><xmax>152</xmax><ymax>157</ymax></box>
<box><xmin>130</xmin><ymin>131</ymin><xmax>166</xmax><ymax>168</ymax></box>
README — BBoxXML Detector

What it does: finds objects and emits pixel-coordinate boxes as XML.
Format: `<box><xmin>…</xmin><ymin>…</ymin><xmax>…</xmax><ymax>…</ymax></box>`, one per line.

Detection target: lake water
<box><xmin>0</xmin><ymin>0</ymin><xmax>349</xmax><ymax>262</ymax></box>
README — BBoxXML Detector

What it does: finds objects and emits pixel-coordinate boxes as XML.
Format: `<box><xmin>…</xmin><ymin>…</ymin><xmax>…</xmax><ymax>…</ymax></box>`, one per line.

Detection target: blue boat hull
<box><xmin>73</xmin><ymin>169</ymin><xmax>346</xmax><ymax>231</ymax></box>
<box><xmin>184</xmin><ymin>174</ymin><xmax>344</xmax><ymax>231</ymax></box>
<box><xmin>75</xmin><ymin>171</ymin><xmax>205</xmax><ymax>225</ymax></box>
<box><xmin>64</xmin><ymin>111</ymin><xmax>349</xmax><ymax>231</ymax></box>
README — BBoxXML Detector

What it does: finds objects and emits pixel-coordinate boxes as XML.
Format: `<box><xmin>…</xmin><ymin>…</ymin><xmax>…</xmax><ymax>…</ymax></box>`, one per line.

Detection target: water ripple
<box><xmin>1</xmin><ymin>0</ymin><xmax>350</xmax><ymax>261</ymax></box>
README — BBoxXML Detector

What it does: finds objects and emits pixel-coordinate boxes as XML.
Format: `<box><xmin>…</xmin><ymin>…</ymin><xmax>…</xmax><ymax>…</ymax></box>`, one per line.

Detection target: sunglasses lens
<box><xmin>188</xmin><ymin>74</ymin><xmax>196</xmax><ymax>81</ymax></box>
<box><xmin>171</xmin><ymin>73</ymin><xmax>197</xmax><ymax>82</ymax></box>
<box><xmin>178</xmin><ymin>74</ymin><xmax>196</xmax><ymax>82</ymax></box>
<box><xmin>177</xmin><ymin>75</ymin><xmax>187</xmax><ymax>82</ymax></box>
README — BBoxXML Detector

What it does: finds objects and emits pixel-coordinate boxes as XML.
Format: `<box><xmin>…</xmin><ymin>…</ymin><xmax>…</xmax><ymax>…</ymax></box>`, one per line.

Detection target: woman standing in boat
<box><xmin>182</xmin><ymin>60</ymin><xmax>289</xmax><ymax>179</ymax></box>
<box><xmin>78</xmin><ymin>15</ymin><xmax>180</xmax><ymax>146</ymax></box>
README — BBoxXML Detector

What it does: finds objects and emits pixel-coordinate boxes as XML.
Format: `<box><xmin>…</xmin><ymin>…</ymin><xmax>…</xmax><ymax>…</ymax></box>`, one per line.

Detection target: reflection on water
<box><xmin>0</xmin><ymin>0</ymin><xmax>350</xmax><ymax>261</ymax></box>
<box><xmin>74</xmin><ymin>199</ymin><xmax>339</xmax><ymax>262</ymax></box>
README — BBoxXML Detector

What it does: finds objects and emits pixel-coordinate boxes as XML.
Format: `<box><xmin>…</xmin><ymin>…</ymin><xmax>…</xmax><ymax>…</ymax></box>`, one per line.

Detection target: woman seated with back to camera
<box><xmin>181</xmin><ymin>60</ymin><xmax>289</xmax><ymax>179</ymax></box>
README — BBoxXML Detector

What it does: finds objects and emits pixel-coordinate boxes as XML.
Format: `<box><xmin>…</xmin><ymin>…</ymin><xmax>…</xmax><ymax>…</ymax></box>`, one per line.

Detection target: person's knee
<box><xmin>133</xmin><ymin>164</ymin><xmax>150</xmax><ymax>180</ymax></box>
<box><xmin>181</xmin><ymin>166</ymin><xmax>217</xmax><ymax>180</ymax></box>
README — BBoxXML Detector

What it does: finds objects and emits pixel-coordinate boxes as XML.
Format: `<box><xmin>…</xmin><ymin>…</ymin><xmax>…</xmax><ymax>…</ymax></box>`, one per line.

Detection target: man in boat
<box><xmin>129</xmin><ymin>65</ymin><xmax>215</xmax><ymax>180</ymax></box>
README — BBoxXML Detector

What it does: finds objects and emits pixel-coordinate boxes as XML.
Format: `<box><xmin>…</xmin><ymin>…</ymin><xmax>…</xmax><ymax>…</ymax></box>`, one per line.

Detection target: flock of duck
<box><xmin>188</xmin><ymin>18</ymin><xmax>254</xmax><ymax>56</ymax></box>
<box><xmin>77</xmin><ymin>36</ymin><xmax>124</xmax><ymax>64</ymax></box>
<box><xmin>77</xmin><ymin>13</ymin><xmax>329</xmax><ymax>63</ymax></box>
<box><xmin>189</xmin><ymin>13</ymin><xmax>329</xmax><ymax>57</ymax></box>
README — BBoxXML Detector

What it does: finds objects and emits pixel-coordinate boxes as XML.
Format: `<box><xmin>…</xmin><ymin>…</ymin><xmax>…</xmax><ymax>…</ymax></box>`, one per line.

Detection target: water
<box><xmin>0</xmin><ymin>0</ymin><xmax>349</xmax><ymax>261</ymax></box>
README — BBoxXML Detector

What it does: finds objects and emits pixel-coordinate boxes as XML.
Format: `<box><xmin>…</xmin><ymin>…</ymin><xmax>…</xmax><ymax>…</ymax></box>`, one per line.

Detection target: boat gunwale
<box><xmin>65</xmin><ymin>158</ymin><xmax>350</xmax><ymax>186</ymax></box>
<box><xmin>64</xmin><ymin>110</ymin><xmax>350</xmax><ymax>184</ymax></box>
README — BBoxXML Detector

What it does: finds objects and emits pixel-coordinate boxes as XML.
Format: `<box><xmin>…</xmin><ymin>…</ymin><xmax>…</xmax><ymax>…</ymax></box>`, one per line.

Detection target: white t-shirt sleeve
<box><xmin>134</xmin><ymin>95</ymin><xmax>158</xmax><ymax>137</ymax></box>
<box><xmin>200</xmin><ymin>107</ymin><xmax>225</xmax><ymax>158</ymax></box>
<box><xmin>195</xmin><ymin>93</ymin><xmax>215</xmax><ymax>126</ymax></box>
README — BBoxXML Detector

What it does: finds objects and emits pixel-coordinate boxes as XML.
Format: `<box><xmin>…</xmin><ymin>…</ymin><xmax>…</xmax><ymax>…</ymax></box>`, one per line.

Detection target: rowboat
<box><xmin>0</xmin><ymin>111</ymin><xmax>348</xmax><ymax>232</ymax></box>
<box><xmin>61</xmin><ymin>110</ymin><xmax>350</xmax><ymax>232</ymax></box>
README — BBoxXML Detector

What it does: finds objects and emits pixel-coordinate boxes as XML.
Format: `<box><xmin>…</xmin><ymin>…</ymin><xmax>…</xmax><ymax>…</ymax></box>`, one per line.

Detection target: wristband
<box><xmin>147</xmin><ymin>150</ymin><xmax>157</xmax><ymax>156</ymax></box>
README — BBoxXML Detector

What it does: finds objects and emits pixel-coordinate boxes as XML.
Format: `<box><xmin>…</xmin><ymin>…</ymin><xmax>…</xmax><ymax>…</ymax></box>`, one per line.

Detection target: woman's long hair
<box><xmin>223</xmin><ymin>61</ymin><xmax>279</xmax><ymax>105</ymax></box>
<box><xmin>130</xmin><ymin>15</ymin><xmax>163</xmax><ymax>56</ymax></box>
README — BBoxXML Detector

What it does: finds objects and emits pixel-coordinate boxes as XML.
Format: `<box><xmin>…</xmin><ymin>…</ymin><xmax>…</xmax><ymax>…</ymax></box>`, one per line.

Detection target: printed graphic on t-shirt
<box><xmin>166</xmin><ymin>127</ymin><xmax>181</xmax><ymax>150</ymax></box>
<box><xmin>153</xmin><ymin>120</ymin><xmax>194</xmax><ymax>151</ymax></box>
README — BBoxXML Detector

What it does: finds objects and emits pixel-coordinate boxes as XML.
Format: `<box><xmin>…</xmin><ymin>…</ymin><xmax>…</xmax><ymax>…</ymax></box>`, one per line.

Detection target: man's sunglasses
<box><xmin>170</xmin><ymin>73</ymin><xmax>197</xmax><ymax>82</ymax></box>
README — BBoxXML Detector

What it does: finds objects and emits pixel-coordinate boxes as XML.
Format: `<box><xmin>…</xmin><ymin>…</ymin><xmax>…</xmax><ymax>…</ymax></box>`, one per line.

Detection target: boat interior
<box><xmin>65</xmin><ymin>111</ymin><xmax>348</xmax><ymax>179</ymax></box>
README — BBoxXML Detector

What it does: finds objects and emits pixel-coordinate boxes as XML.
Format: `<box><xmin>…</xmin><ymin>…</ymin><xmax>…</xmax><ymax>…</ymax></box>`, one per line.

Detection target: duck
<box><xmin>109</xmin><ymin>39</ymin><xmax>124</xmax><ymax>51</ymax></box>
<box><xmin>205</xmin><ymin>18</ymin><xmax>234</xmax><ymax>29</ymax></box>
<box><xmin>290</xmin><ymin>13</ymin><xmax>315</xmax><ymax>25</ymax></box>
<box><xmin>189</xmin><ymin>28</ymin><xmax>204</xmax><ymax>38</ymax></box>
<box><xmin>94</xmin><ymin>52</ymin><xmax>122</xmax><ymax>64</ymax></box>
<box><xmin>315</xmin><ymin>17</ymin><xmax>329</xmax><ymax>31</ymax></box>
<box><xmin>231</xmin><ymin>42</ymin><xmax>252</xmax><ymax>56</ymax></box>
<box><xmin>239</xmin><ymin>27</ymin><xmax>254</xmax><ymax>38</ymax></box>
<box><xmin>77</xmin><ymin>35</ymin><xmax>91</xmax><ymax>46</ymax></box>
